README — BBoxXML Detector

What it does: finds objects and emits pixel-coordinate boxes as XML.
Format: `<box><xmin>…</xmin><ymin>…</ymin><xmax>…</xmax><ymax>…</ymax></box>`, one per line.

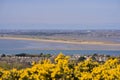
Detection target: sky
<box><xmin>0</xmin><ymin>0</ymin><xmax>120</xmax><ymax>30</ymax></box>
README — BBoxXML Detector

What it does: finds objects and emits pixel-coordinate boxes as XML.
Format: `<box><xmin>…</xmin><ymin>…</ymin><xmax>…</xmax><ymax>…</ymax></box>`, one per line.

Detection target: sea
<box><xmin>0</xmin><ymin>39</ymin><xmax>120</xmax><ymax>56</ymax></box>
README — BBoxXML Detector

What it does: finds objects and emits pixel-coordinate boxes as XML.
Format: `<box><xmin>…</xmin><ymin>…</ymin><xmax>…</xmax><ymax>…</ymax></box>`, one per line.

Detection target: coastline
<box><xmin>0</xmin><ymin>36</ymin><xmax>120</xmax><ymax>46</ymax></box>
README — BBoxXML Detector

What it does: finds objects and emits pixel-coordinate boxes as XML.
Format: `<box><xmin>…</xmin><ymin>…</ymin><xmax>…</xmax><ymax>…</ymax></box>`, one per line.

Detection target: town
<box><xmin>0</xmin><ymin>53</ymin><xmax>119</xmax><ymax>70</ymax></box>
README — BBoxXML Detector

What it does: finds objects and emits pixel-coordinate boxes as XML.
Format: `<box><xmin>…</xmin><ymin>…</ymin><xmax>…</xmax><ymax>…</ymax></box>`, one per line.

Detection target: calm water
<box><xmin>0</xmin><ymin>39</ymin><xmax>120</xmax><ymax>56</ymax></box>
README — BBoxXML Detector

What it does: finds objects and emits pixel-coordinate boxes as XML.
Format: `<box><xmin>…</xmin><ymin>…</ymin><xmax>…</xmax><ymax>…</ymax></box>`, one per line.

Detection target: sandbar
<box><xmin>0</xmin><ymin>36</ymin><xmax>120</xmax><ymax>46</ymax></box>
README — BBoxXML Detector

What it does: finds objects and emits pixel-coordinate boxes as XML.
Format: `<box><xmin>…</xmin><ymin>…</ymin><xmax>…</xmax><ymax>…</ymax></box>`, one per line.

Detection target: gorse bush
<box><xmin>0</xmin><ymin>53</ymin><xmax>120</xmax><ymax>80</ymax></box>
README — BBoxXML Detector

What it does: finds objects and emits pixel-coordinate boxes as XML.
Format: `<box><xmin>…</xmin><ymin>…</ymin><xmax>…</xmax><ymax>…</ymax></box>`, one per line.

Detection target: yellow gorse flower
<box><xmin>0</xmin><ymin>53</ymin><xmax>120</xmax><ymax>80</ymax></box>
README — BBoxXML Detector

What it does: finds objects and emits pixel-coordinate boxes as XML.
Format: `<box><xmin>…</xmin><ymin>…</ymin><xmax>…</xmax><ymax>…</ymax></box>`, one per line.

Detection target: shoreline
<box><xmin>0</xmin><ymin>36</ymin><xmax>120</xmax><ymax>46</ymax></box>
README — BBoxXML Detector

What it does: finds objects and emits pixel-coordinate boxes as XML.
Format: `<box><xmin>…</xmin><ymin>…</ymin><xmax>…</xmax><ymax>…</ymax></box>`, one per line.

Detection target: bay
<box><xmin>0</xmin><ymin>39</ymin><xmax>120</xmax><ymax>56</ymax></box>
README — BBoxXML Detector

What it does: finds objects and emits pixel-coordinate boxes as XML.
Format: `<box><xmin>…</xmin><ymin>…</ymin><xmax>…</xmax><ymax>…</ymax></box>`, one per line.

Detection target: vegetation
<box><xmin>0</xmin><ymin>61</ymin><xmax>29</xmax><ymax>70</ymax></box>
<box><xmin>0</xmin><ymin>53</ymin><xmax>120</xmax><ymax>80</ymax></box>
<box><xmin>15</xmin><ymin>53</ymin><xmax>51</xmax><ymax>58</ymax></box>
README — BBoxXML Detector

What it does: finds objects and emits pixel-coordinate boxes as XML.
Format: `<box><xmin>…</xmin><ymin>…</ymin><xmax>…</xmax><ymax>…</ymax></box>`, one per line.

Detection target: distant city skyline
<box><xmin>0</xmin><ymin>0</ymin><xmax>120</xmax><ymax>29</ymax></box>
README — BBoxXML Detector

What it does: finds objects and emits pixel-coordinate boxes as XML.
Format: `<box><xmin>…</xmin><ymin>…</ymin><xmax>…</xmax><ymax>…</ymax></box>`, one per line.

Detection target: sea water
<box><xmin>0</xmin><ymin>39</ymin><xmax>120</xmax><ymax>56</ymax></box>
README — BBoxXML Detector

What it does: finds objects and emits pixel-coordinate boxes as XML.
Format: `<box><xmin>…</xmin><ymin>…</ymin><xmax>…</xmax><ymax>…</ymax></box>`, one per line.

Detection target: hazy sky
<box><xmin>0</xmin><ymin>0</ymin><xmax>120</xmax><ymax>29</ymax></box>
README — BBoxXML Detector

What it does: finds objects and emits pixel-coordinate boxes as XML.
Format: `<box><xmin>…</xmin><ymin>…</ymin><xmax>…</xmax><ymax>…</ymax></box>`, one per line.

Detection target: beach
<box><xmin>0</xmin><ymin>36</ymin><xmax>120</xmax><ymax>46</ymax></box>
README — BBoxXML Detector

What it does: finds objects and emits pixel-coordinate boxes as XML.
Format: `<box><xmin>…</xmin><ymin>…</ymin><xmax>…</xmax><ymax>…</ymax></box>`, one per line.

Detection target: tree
<box><xmin>78</xmin><ymin>56</ymin><xmax>86</xmax><ymax>62</ymax></box>
<box><xmin>1</xmin><ymin>54</ymin><xmax>6</xmax><ymax>57</ymax></box>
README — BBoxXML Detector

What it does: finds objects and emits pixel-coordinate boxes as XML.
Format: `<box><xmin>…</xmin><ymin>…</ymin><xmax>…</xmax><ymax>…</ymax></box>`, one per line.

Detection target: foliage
<box><xmin>0</xmin><ymin>53</ymin><xmax>120</xmax><ymax>80</ymax></box>
<box><xmin>0</xmin><ymin>61</ymin><xmax>29</xmax><ymax>70</ymax></box>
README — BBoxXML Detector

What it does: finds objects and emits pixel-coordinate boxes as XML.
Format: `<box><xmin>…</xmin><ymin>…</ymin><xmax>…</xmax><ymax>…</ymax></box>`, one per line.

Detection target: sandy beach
<box><xmin>0</xmin><ymin>36</ymin><xmax>120</xmax><ymax>46</ymax></box>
